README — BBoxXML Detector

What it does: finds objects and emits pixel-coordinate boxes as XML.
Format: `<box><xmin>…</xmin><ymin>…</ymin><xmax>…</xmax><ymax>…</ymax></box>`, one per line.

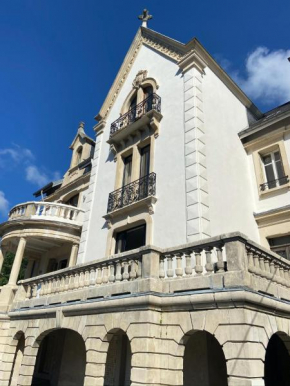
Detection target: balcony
<box><xmin>8</xmin><ymin>201</ymin><xmax>84</xmax><ymax>226</ymax></box>
<box><xmin>12</xmin><ymin>232</ymin><xmax>290</xmax><ymax>313</ymax></box>
<box><xmin>260</xmin><ymin>176</ymin><xmax>289</xmax><ymax>191</ymax></box>
<box><xmin>107</xmin><ymin>94</ymin><xmax>162</xmax><ymax>147</ymax></box>
<box><xmin>107</xmin><ymin>173</ymin><xmax>156</xmax><ymax>214</ymax></box>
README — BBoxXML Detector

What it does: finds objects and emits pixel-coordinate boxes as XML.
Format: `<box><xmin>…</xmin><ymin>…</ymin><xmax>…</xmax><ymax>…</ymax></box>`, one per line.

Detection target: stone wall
<box><xmin>0</xmin><ymin>301</ymin><xmax>290</xmax><ymax>386</ymax></box>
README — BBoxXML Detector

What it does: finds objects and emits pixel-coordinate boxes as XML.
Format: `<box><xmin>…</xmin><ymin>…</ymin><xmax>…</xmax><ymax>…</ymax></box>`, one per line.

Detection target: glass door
<box><xmin>139</xmin><ymin>145</ymin><xmax>150</xmax><ymax>199</ymax></box>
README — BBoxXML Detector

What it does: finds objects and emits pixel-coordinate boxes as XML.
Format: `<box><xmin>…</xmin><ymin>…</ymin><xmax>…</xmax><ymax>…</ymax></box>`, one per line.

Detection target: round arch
<box><xmin>31</xmin><ymin>328</ymin><xmax>86</xmax><ymax>386</ymax></box>
<box><xmin>104</xmin><ymin>328</ymin><xmax>131</xmax><ymax>386</ymax></box>
<box><xmin>9</xmin><ymin>331</ymin><xmax>25</xmax><ymax>386</ymax></box>
<box><xmin>183</xmin><ymin>330</ymin><xmax>228</xmax><ymax>386</ymax></box>
<box><xmin>265</xmin><ymin>331</ymin><xmax>290</xmax><ymax>386</ymax></box>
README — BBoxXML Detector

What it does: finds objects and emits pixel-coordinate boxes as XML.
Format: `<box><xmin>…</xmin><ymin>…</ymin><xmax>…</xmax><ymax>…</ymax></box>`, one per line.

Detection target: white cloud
<box><xmin>0</xmin><ymin>144</ymin><xmax>34</xmax><ymax>168</ymax></box>
<box><xmin>0</xmin><ymin>191</ymin><xmax>9</xmax><ymax>216</ymax></box>
<box><xmin>25</xmin><ymin>166</ymin><xmax>61</xmax><ymax>187</ymax></box>
<box><xmin>233</xmin><ymin>47</ymin><xmax>290</xmax><ymax>106</ymax></box>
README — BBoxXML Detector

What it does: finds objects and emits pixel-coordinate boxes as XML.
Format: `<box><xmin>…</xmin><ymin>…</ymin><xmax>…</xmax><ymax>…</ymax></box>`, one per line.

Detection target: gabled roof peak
<box><xmin>95</xmin><ymin>26</ymin><xmax>262</xmax><ymax>123</ymax></box>
<box><xmin>70</xmin><ymin>122</ymin><xmax>95</xmax><ymax>149</ymax></box>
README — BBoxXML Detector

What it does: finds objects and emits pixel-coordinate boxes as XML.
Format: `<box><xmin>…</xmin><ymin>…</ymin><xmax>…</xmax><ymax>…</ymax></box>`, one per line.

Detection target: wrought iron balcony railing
<box><xmin>110</xmin><ymin>93</ymin><xmax>161</xmax><ymax>137</ymax></box>
<box><xmin>260</xmin><ymin>176</ymin><xmax>289</xmax><ymax>191</ymax></box>
<box><xmin>107</xmin><ymin>173</ymin><xmax>156</xmax><ymax>213</ymax></box>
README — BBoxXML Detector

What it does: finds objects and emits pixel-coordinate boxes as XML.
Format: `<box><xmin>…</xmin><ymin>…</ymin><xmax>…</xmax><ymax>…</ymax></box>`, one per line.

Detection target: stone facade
<box><xmin>1</xmin><ymin>14</ymin><xmax>290</xmax><ymax>386</ymax></box>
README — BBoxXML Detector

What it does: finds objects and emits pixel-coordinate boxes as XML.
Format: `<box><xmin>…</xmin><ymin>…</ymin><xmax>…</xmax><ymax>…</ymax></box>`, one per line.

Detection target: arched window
<box><xmin>76</xmin><ymin>147</ymin><xmax>83</xmax><ymax>165</ymax></box>
<box><xmin>9</xmin><ymin>333</ymin><xmax>25</xmax><ymax>386</ymax></box>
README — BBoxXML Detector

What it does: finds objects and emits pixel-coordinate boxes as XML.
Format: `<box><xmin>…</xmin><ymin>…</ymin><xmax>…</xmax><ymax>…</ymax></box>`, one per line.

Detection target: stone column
<box><xmin>8</xmin><ymin>237</ymin><xmax>27</xmax><ymax>286</ymax></box>
<box><xmin>0</xmin><ymin>248</ymin><xmax>5</xmax><ymax>274</ymax></box>
<box><xmin>69</xmin><ymin>243</ymin><xmax>79</xmax><ymax>267</ymax></box>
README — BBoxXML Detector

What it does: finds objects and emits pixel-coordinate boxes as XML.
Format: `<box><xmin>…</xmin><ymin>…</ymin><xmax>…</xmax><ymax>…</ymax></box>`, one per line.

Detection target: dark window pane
<box><xmin>123</xmin><ymin>155</ymin><xmax>132</xmax><ymax>186</ymax></box>
<box><xmin>262</xmin><ymin>155</ymin><xmax>272</xmax><ymax>165</ymax></box>
<box><xmin>264</xmin><ymin>164</ymin><xmax>276</xmax><ymax>186</ymax></box>
<box><xmin>269</xmin><ymin>236</ymin><xmax>290</xmax><ymax>247</ymax></box>
<box><xmin>275</xmin><ymin>159</ymin><xmax>285</xmax><ymax>180</ymax></box>
<box><xmin>115</xmin><ymin>224</ymin><xmax>146</xmax><ymax>253</ymax></box>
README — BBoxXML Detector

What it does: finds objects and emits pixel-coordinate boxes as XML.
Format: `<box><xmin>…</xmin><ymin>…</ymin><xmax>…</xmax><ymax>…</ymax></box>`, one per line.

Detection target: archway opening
<box><xmin>104</xmin><ymin>330</ymin><xmax>131</xmax><ymax>386</ymax></box>
<box><xmin>9</xmin><ymin>333</ymin><xmax>25</xmax><ymax>386</ymax></box>
<box><xmin>183</xmin><ymin>330</ymin><xmax>228</xmax><ymax>386</ymax></box>
<box><xmin>32</xmin><ymin>329</ymin><xmax>86</xmax><ymax>386</ymax></box>
<box><xmin>265</xmin><ymin>332</ymin><xmax>290</xmax><ymax>386</ymax></box>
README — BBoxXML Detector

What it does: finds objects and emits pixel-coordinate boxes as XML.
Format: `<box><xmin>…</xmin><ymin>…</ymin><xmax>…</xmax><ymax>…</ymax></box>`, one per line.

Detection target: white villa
<box><xmin>0</xmin><ymin>10</ymin><xmax>290</xmax><ymax>386</ymax></box>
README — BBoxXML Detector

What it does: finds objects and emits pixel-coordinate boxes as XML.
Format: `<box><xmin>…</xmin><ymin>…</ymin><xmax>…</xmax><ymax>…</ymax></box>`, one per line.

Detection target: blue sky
<box><xmin>0</xmin><ymin>0</ymin><xmax>290</xmax><ymax>220</ymax></box>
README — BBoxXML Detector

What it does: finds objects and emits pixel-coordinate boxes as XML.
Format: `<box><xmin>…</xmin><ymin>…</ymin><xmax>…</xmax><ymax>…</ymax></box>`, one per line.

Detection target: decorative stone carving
<box><xmin>132</xmin><ymin>70</ymin><xmax>148</xmax><ymax>89</ymax></box>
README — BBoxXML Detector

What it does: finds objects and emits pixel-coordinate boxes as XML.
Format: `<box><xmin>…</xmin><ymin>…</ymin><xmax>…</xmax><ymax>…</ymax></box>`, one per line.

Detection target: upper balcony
<box><xmin>107</xmin><ymin>93</ymin><xmax>162</xmax><ymax>147</ymax></box>
<box><xmin>8</xmin><ymin>201</ymin><xmax>84</xmax><ymax>227</ymax></box>
<box><xmin>106</xmin><ymin>172</ymin><xmax>156</xmax><ymax>215</ymax></box>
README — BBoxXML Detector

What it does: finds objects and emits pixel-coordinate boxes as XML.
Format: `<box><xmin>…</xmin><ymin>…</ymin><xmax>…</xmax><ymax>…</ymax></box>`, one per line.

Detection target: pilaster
<box><xmin>78</xmin><ymin>123</ymin><xmax>104</xmax><ymax>263</ymax></box>
<box><xmin>181</xmin><ymin>64</ymin><xmax>210</xmax><ymax>242</ymax></box>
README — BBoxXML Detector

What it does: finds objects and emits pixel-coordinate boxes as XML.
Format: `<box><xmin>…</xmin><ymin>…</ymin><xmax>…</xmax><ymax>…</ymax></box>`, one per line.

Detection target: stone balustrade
<box><xmin>8</xmin><ymin>201</ymin><xmax>84</xmax><ymax>225</ymax></box>
<box><xmin>14</xmin><ymin>232</ymin><xmax>290</xmax><ymax>309</ymax></box>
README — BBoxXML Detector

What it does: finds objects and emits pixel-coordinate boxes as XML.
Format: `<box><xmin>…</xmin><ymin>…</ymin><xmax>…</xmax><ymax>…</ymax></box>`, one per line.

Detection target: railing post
<box><xmin>141</xmin><ymin>250</ymin><xmax>160</xmax><ymax>279</ymax></box>
<box><xmin>224</xmin><ymin>238</ymin><xmax>248</xmax><ymax>271</ymax></box>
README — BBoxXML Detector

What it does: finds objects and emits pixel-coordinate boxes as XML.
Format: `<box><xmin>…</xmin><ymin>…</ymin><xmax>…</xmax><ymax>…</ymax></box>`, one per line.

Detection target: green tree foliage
<box><xmin>0</xmin><ymin>252</ymin><xmax>28</xmax><ymax>286</ymax></box>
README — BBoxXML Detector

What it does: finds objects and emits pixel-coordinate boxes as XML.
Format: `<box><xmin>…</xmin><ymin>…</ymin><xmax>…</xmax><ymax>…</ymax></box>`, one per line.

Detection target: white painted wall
<box><xmin>202</xmin><ymin>67</ymin><xmax>260</xmax><ymax>242</ymax></box>
<box><xmin>81</xmin><ymin>45</ymin><xmax>186</xmax><ymax>262</ymax></box>
<box><xmin>80</xmin><ymin>44</ymin><xmax>264</xmax><ymax>264</ymax></box>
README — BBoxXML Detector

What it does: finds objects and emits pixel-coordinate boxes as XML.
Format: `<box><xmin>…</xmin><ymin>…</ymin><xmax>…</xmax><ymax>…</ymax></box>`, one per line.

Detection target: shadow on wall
<box><xmin>31</xmin><ymin>329</ymin><xmax>86</xmax><ymax>386</ymax></box>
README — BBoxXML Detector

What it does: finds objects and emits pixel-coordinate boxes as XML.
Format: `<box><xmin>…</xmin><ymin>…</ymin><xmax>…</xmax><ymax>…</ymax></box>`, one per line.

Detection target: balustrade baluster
<box><xmin>47</xmin><ymin>279</ymin><xmax>52</xmax><ymax>295</ymax></box>
<box><xmin>32</xmin><ymin>283</ymin><xmax>37</xmax><ymax>298</ymax></box>
<box><xmin>274</xmin><ymin>264</ymin><xmax>282</xmax><ymax>284</ymax></box>
<box><xmin>205</xmin><ymin>247</ymin><xmax>214</xmax><ymax>275</ymax></box>
<box><xmin>115</xmin><ymin>261</ymin><xmax>122</xmax><ymax>282</ymax></box>
<box><xmin>253</xmin><ymin>253</ymin><xmax>261</xmax><ymax>275</ymax></box>
<box><xmin>247</xmin><ymin>249</ymin><xmax>255</xmax><ymax>273</ymax></box>
<box><xmin>25</xmin><ymin>284</ymin><xmax>31</xmax><ymax>300</ymax></box>
<box><xmin>109</xmin><ymin>263</ymin><xmax>115</xmax><ymax>283</ymax></box>
<box><xmin>74</xmin><ymin>272</ymin><xmax>80</xmax><ymax>290</ymax></box>
<box><xmin>96</xmin><ymin>266</ymin><xmax>102</xmax><ymax>285</ymax></box>
<box><xmin>193</xmin><ymin>249</ymin><xmax>203</xmax><ymax>275</ymax></box>
<box><xmin>259</xmin><ymin>255</ymin><xmax>266</xmax><ymax>277</ymax></box>
<box><xmin>159</xmin><ymin>256</ymin><xmax>165</xmax><ymax>279</ymax></box>
<box><xmin>56</xmin><ymin>276</ymin><xmax>61</xmax><ymax>294</ymax></box>
<box><xmin>129</xmin><ymin>260</ymin><xmax>137</xmax><ymax>280</ymax></box>
<box><xmin>284</xmin><ymin>269</ymin><xmax>290</xmax><ymax>288</ymax></box>
<box><xmin>59</xmin><ymin>276</ymin><xmax>65</xmax><ymax>292</ymax></box>
<box><xmin>122</xmin><ymin>260</ymin><xmax>129</xmax><ymax>281</ymax></box>
<box><xmin>84</xmin><ymin>269</ymin><xmax>90</xmax><ymax>287</ymax></box>
<box><xmin>269</xmin><ymin>261</ymin><xmax>275</xmax><ymax>278</ymax></box>
<box><xmin>102</xmin><ymin>264</ymin><xmax>109</xmax><ymax>284</ymax></box>
<box><xmin>64</xmin><ymin>275</ymin><xmax>69</xmax><ymax>292</ymax></box>
<box><xmin>175</xmin><ymin>253</ymin><xmax>183</xmax><ymax>277</ymax></box>
<box><xmin>264</xmin><ymin>259</ymin><xmax>271</xmax><ymax>279</ymax></box>
<box><xmin>78</xmin><ymin>270</ymin><xmax>85</xmax><ymax>288</ymax></box>
<box><xmin>184</xmin><ymin>251</ymin><xmax>193</xmax><ymax>276</ymax></box>
<box><xmin>166</xmin><ymin>254</ymin><xmax>174</xmax><ymax>278</ymax></box>
<box><xmin>137</xmin><ymin>258</ymin><xmax>142</xmax><ymax>278</ymax></box>
<box><xmin>68</xmin><ymin>274</ymin><xmax>74</xmax><ymax>291</ymax></box>
<box><xmin>89</xmin><ymin>268</ymin><xmax>95</xmax><ymax>286</ymax></box>
<box><xmin>39</xmin><ymin>280</ymin><xmax>44</xmax><ymax>297</ymax></box>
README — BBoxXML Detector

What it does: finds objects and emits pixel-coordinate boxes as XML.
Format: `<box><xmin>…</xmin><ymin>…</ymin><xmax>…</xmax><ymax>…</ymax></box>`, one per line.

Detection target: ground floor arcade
<box><xmin>0</xmin><ymin>298</ymin><xmax>290</xmax><ymax>386</ymax></box>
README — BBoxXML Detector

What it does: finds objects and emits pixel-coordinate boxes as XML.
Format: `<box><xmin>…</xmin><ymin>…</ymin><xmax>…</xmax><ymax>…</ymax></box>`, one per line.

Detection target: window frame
<box><xmin>252</xmin><ymin>139</ymin><xmax>290</xmax><ymax>197</ymax></box>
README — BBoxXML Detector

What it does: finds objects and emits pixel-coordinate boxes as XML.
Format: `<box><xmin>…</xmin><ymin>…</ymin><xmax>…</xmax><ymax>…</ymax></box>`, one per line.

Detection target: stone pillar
<box><xmin>69</xmin><ymin>243</ymin><xmax>79</xmax><ymax>267</ymax></box>
<box><xmin>0</xmin><ymin>248</ymin><xmax>5</xmax><ymax>274</ymax></box>
<box><xmin>8</xmin><ymin>237</ymin><xmax>27</xmax><ymax>286</ymax></box>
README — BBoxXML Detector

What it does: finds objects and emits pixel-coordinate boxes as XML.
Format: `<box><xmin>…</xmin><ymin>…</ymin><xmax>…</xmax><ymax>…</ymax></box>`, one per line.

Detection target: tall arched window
<box><xmin>76</xmin><ymin>147</ymin><xmax>83</xmax><ymax>165</ymax></box>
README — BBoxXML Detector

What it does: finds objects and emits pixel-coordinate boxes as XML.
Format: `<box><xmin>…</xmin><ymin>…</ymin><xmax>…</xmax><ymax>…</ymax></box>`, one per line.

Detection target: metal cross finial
<box><xmin>138</xmin><ymin>9</ymin><xmax>152</xmax><ymax>28</ymax></box>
